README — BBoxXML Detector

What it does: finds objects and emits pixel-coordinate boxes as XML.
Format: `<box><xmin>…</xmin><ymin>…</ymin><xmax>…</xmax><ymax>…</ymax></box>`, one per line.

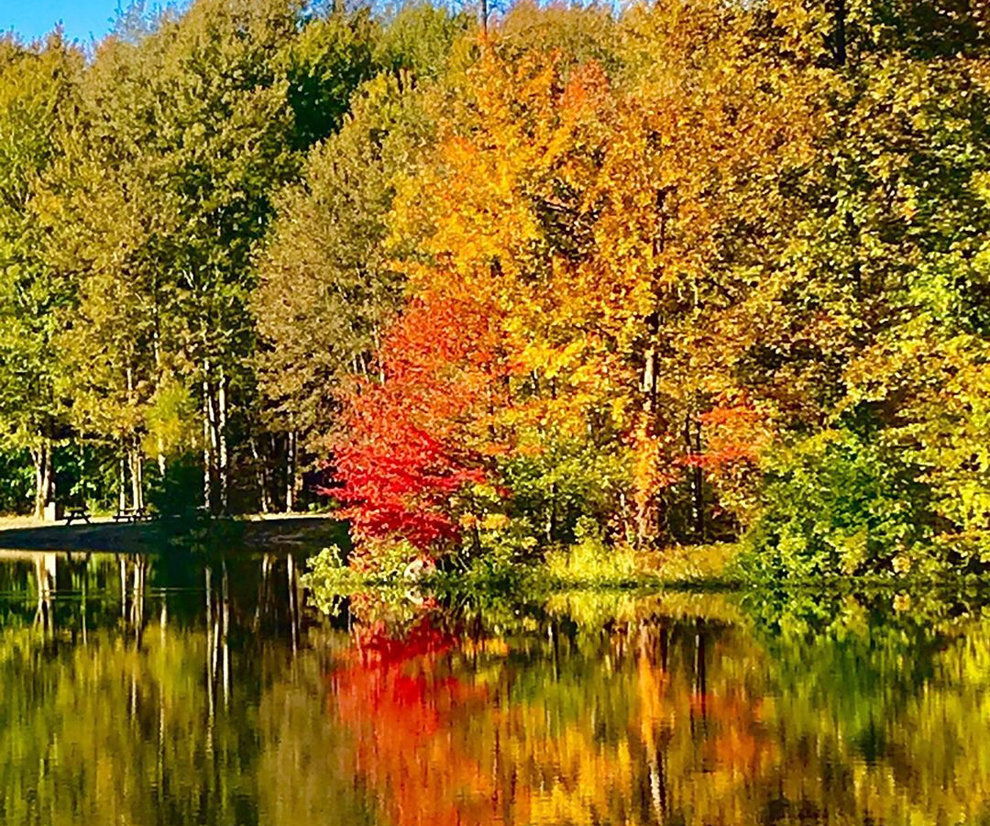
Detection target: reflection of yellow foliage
<box><xmin>329</xmin><ymin>592</ymin><xmax>990</xmax><ymax>826</ymax></box>
<box><xmin>545</xmin><ymin>590</ymin><xmax>744</xmax><ymax>627</ymax></box>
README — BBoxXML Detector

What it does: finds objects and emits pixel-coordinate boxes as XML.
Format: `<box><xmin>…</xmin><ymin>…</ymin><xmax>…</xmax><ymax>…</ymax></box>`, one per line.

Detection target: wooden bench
<box><xmin>113</xmin><ymin>506</ymin><xmax>153</xmax><ymax>523</ymax></box>
<box><xmin>64</xmin><ymin>506</ymin><xmax>91</xmax><ymax>526</ymax></box>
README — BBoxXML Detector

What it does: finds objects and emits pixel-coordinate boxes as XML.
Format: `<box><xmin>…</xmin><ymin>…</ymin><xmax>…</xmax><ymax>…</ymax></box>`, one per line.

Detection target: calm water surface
<box><xmin>2</xmin><ymin>549</ymin><xmax>989</xmax><ymax>825</ymax></box>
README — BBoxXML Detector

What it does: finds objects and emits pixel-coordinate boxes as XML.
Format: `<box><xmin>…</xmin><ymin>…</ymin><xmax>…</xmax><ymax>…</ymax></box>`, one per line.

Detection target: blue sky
<box><xmin>1</xmin><ymin>0</ymin><xmax>119</xmax><ymax>44</ymax></box>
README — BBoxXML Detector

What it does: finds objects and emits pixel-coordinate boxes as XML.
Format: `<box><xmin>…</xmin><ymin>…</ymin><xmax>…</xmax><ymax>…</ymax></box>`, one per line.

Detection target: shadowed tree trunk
<box><xmin>684</xmin><ymin>409</ymin><xmax>705</xmax><ymax>542</ymax></box>
<box><xmin>217</xmin><ymin>368</ymin><xmax>229</xmax><ymax>513</ymax></box>
<box><xmin>286</xmin><ymin>428</ymin><xmax>298</xmax><ymax>512</ymax></box>
<box><xmin>250</xmin><ymin>437</ymin><xmax>272</xmax><ymax>513</ymax></box>
<box><xmin>831</xmin><ymin>0</ymin><xmax>847</xmax><ymax>66</ymax></box>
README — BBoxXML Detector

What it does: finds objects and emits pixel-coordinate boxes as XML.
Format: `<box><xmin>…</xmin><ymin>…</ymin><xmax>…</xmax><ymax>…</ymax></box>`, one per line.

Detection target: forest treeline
<box><xmin>1</xmin><ymin>0</ymin><xmax>989</xmax><ymax>578</ymax></box>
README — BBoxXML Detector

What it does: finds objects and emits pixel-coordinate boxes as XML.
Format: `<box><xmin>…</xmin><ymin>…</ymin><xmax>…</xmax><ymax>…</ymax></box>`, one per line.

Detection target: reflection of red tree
<box><xmin>330</xmin><ymin>614</ymin><xmax>500</xmax><ymax>826</ymax></box>
<box><xmin>331</xmin><ymin>617</ymin><xmax>776</xmax><ymax>826</ymax></box>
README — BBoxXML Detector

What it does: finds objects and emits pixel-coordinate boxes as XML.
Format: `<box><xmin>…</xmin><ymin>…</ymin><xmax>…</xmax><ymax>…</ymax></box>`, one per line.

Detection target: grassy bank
<box><xmin>302</xmin><ymin>538</ymin><xmax>990</xmax><ymax>606</ymax></box>
<box><xmin>302</xmin><ymin>542</ymin><xmax>746</xmax><ymax>604</ymax></box>
<box><xmin>538</xmin><ymin>542</ymin><xmax>742</xmax><ymax>589</ymax></box>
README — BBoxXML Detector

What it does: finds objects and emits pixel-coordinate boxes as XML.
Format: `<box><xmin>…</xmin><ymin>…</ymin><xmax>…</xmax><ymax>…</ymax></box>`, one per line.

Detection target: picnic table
<box><xmin>113</xmin><ymin>506</ymin><xmax>154</xmax><ymax>523</ymax></box>
<box><xmin>64</xmin><ymin>506</ymin><xmax>91</xmax><ymax>526</ymax></box>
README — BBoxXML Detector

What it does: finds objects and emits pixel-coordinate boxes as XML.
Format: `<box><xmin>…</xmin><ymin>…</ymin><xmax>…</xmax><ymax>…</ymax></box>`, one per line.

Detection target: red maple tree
<box><xmin>329</xmin><ymin>288</ymin><xmax>510</xmax><ymax>550</ymax></box>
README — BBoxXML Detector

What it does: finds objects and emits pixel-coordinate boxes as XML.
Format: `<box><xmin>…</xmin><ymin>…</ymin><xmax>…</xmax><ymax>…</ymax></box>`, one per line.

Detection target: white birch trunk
<box><xmin>31</xmin><ymin>443</ymin><xmax>53</xmax><ymax>519</ymax></box>
<box><xmin>285</xmin><ymin>428</ymin><xmax>297</xmax><ymax>512</ymax></box>
<box><xmin>217</xmin><ymin>368</ymin><xmax>229</xmax><ymax>514</ymax></box>
<box><xmin>203</xmin><ymin>364</ymin><xmax>216</xmax><ymax>513</ymax></box>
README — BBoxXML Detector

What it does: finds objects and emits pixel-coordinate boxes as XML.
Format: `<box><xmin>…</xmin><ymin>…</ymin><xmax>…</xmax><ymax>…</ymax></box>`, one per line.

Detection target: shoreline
<box><xmin>0</xmin><ymin>513</ymin><xmax>347</xmax><ymax>554</ymax></box>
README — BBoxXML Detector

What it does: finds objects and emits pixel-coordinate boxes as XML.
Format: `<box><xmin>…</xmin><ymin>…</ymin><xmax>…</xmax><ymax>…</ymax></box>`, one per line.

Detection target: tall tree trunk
<box><xmin>635</xmin><ymin>187</ymin><xmax>671</xmax><ymax>545</ymax></box>
<box><xmin>202</xmin><ymin>398</ymin><xmax>212</xmax><ymax>512</ymax></box>
<box><xmin>545</xmin><ymin>482</ymin><xmax>557</xmax><ymax>543</ymax></box>
<box><xmin>831</xmin><ymin>0</ymin><xmax>847</xmax><ymax>66</ymax></box>
<box><xmin>203</xmin><ymin>366</ymin><xmax>216</xmax><ymax>513</ymax></box>
<box><xmin>634</xmin><ymin>338</ymin><xmax>660</xmax><ymax>543</ymax></box>
<box><xmin>153</xmin><ymin>329</ymin><xmax>167</xmax><ymax>478</ymax></box>
<box><xmin>684</xmin><ymin>409</ymin><xmax>705</xmax><ymax>542</ymax></box>
<box><xmin>217</xmin><ymin>367</ymin><xmax>229</xmax><ymax>514</ymax></box>
<box><xmin>31</xmin><ymin>442</ymin><xmax>53</xmax><ymax>519</ymax></box>
<box><xmin>156</xmin><ymin>434</ymin><xmax>167</xmax><ymax>479</ymax></box>
<box><xmin>286</xmin><ymin>428</ymin><xmax>297</xmax><ymax>512</ymax></box>
<box><xmin>119</xmin><ymin>450</ymin><xmax>128</xmax><ymax>512</ymax></box>
<box><xmin>250</xmin><ymin>437</ymin><xmax>272</xmax><ymax>514</ymax></box>
<box><xmin>125</xmin><ymin>365</ymin><xmax>143</xmax><ymax>511</ymax></box>
<box><xmin>131</xmin><ymin>437</ymin><xmax>144</xmax><ymax>511</ymax></box>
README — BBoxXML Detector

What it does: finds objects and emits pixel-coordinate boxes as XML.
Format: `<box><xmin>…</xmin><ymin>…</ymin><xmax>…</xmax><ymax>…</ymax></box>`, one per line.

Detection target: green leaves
<box><xmin>741</xmin><ymin>428</ymin><xmax>936</xmax><ymax>579</ymax></box>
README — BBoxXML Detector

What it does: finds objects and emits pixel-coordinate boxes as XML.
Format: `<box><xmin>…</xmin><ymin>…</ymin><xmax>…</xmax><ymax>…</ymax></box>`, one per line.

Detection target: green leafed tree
<box><xmin>253</xmin><ymin>72</ymin><xmax>436</xmax><ymax>470</ymax></box>
<box><xmin>0</xmin><ymin>33</ymin><xmax>82</xmax><ymax>517</ymax></box>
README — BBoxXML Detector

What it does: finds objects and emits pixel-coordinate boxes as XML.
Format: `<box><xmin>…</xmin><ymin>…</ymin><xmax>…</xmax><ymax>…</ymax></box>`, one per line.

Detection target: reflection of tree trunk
<box><xmin>34</xmin><ymin>553</ymin><xmax>56</xmax><ymax>630</ymax></box>
<box><xmin>205</xmin><ymin>565</ymin><xmax>214</xmax><ymax>725</ymax></box>
<box><xmin>157</xmin><ymin>625</ymin><xmax>166</xmax><ymax>794</ymax></box>
<box><xmin>222</xmin><ymin>562</ymin><xmax>230</xmax><ymax>707</ymax></box>
<box><xmin>287</xmin><ymin>553</ymin><xmax>298</xmax><ymax>653</ymax></box>
<box><xmin>130</xmin><ymin>555</ymin><xmax>146</xmax><ymax>648</ymax></box>
<box><xmin>119</xmin><ymin>556</ymin><xmax>128</xmax><ymax>619</ymax></box>
<box><xmin>550</xmin><ymin>622</ymin><xmax>559</xmax><ymax>681</ymax></box>
<box><xmin>253</xmin><ymin>553</ymin><xmax>274</xmax><ymax>631</ymax></box>
<box><xmin>81</xmin><ymin>554</ymin><xmax>88</xmax><ymax>646</ymax></box>
<box><xmin>693</xmin><ymin>623</ymin><xmax>707</xmax><ymax>719</ymax></box>
<box><xmin>649</xmin><ymin>749</ymin><xmax>669</xmax><ymax>825</ymax></box>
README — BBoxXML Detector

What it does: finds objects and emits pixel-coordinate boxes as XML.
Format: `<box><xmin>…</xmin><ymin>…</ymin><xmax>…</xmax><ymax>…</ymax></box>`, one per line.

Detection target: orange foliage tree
<box><xmin>330</xmin><ymin>1</ymin><xmax>816</xmax><ymax>556</ymax></box>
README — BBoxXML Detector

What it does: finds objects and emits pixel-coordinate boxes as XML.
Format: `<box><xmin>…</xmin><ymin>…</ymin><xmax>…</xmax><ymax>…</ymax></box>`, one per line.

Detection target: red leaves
<box><xmin>694</xmin><ymin>399</ymin><xmax>767</xmax><ymax>473</ymax></box>
<box><xmin>330</xmin><ymin>289</ymin><xmax>509</xmax><ymax>550</ymax></box>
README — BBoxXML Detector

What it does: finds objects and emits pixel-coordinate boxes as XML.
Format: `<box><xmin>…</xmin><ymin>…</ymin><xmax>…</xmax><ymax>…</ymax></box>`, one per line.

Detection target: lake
<box><xmin>1</xmin><ymin>549</ymin><xmax>989</xmax><ymax>825</ymax></box>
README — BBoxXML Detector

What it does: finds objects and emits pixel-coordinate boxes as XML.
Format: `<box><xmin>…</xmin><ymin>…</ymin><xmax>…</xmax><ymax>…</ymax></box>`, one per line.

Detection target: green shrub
<box><xmin>739</xmin><ymin>429</ymin><xmax>936</xmax><ymax>580</ymax></box>
<box><xmin>0</xmin><ymin>447</ymin><xmax>32</xmax><ymax>514</ymax></box>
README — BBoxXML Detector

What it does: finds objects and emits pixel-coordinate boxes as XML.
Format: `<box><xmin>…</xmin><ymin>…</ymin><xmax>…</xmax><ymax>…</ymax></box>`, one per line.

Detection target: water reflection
<box><xmin>0</xmin><ymin>554</ymin><xmax>989</xmax><ymax>826</ymax></box>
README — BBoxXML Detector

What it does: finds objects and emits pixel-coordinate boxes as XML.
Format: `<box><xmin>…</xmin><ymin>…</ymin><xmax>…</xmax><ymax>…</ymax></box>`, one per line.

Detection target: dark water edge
<box><xmin>2</xmin><ymin>549</ymin><xmax>990</xmax><ymax>826</ymax></box>
<box><xmin>0</xmin><ymin>514</ymin><xmax>348</xmax><ymax>554</ymax></box>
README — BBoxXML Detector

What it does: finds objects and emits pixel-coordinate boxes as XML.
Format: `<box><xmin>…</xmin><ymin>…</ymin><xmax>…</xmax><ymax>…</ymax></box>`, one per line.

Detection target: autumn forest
<box><xmin>2</xmin><ymin>0</ymin><xmax>990</xmax><ymax>581</ymax></box>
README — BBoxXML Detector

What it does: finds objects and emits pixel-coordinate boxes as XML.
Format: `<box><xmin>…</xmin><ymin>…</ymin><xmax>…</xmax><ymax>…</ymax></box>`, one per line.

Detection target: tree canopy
<box><xmin>0</xmin><ymin>0</ymin><xmax>988</xmax><ymax>580</ymax></box>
